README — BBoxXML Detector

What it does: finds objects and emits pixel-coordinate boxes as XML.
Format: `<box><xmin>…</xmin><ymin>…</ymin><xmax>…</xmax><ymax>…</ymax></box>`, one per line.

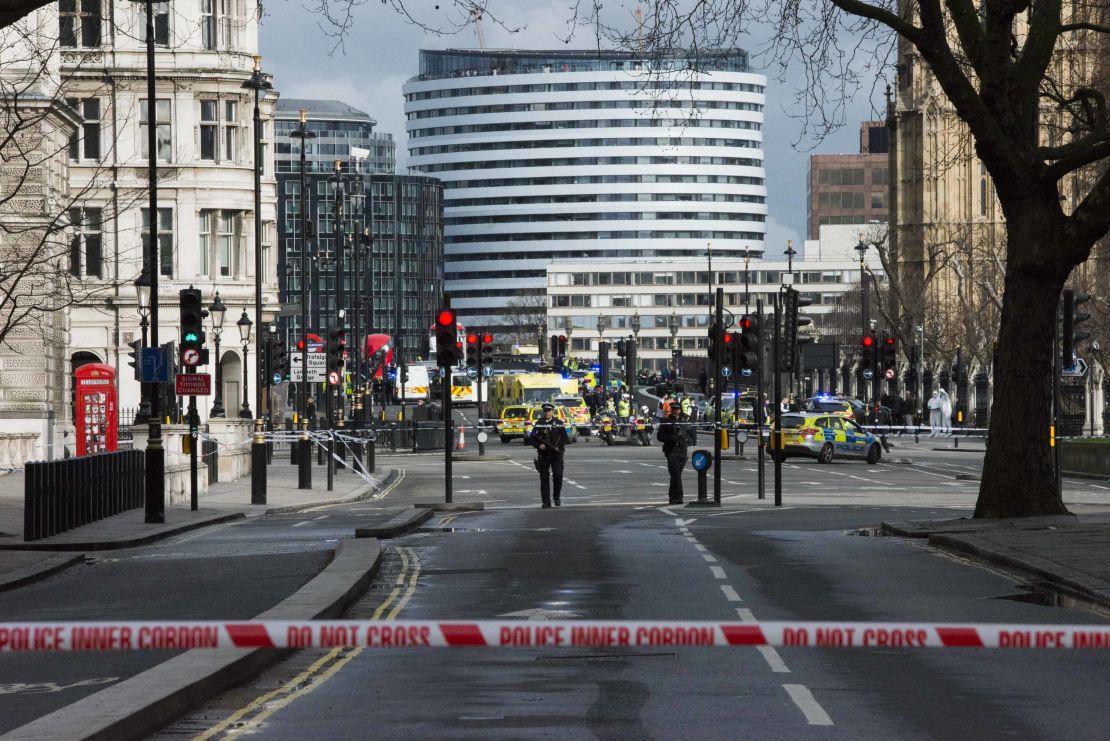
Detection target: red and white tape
<box><xmin>0</xmin><ymin>621</ymin><xmax>1108</xmax><ymax>652</ymax></box>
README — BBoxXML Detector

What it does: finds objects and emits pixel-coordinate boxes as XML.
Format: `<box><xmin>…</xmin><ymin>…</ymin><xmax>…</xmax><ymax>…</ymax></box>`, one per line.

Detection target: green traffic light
<box><xmin>184</xmin><ymin>331</ymin><xmax>199</xmax><ymax>342</ymax></box>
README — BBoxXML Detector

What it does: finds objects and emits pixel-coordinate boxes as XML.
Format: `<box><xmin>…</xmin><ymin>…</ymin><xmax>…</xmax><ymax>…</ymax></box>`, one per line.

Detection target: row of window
<box><xmin>445</xmin><ymin>192</ymin><xmax>767</xmax><ymax>207</ymax></box>
<box><xmin>446</xmin><ymin>230</ymin><xmax>765</xmax><ymax>244</ymax></box>
<box><xmin>448</xmin><ymin>174</ymin><xmax>766</xmax><ymax>189</ymax></box>
<box><xmin>410</xmin><ymin>118</ymin><xmax>762</xmax><ymax>138</ymax></box>
<box><xmin>444</xmin><ymin>212</ymin><xmax>767</xmax><ymax>227</ymax></box>
<box><xmin>813</xmin><ymin>191</ymin><xmax>884</xmax><ymax>210</ymax></box>
<box><xmin>549</xmin><ymin>270</ymin><xmax>845</xmax><ymax>287</ymax></box>
<box><xmin>410</xmin><ymin>136</ymin><xmax>761</xmax><ymax>157</ymax></box>
<box><xmin>66</xmin><ymin>96</ymin><xmax>265</xmax><ymax>166</ymax></box>
<box><xmin>418</xmin><ymin>155</ymin><xmax>764</xmax><ymax>173</ymax></box>
<box><xmin>444</xmin><ymin>248</ymin><xmax>759</xmax><ymax>263</ymax></box>
<box><xmin>552</xmin><ymin>292</ymin><xmax>843</xmax><ymax>310</ymax></box>
<box><xmin>67</xmin><ymin>207</ymin><xmax>245</xmax><ymax>280</ymax></box>
<box><xmin>409</xmin><ymin>99</ymin><xmax>765</xmax><ymax>120</ymax></box>
<box><xmin>815</xmin><ymin>166</ymin><xmax>889</xmax><ymax>186</ymax></box>
<box><xmin>60</xmin><ymin>0</ymin><xmax>238</xmax><ymax>50</ymax></box>
<box><xmin>407</xmin><ymin>80</ymin><xmax>766</xmax><ymax>102</ymax></box>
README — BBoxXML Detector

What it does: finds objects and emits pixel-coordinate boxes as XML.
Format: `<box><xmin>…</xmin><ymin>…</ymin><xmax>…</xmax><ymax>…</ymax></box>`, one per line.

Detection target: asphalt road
<box><xmin>155</xmin><ymin>438</ymin><xmax>1110</xmax><ymax>740</ymax></box>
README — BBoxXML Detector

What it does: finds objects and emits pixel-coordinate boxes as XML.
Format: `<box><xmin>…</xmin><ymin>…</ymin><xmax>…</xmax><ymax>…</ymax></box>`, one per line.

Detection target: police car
<box><xmin>768</xmin><ymin>412</ymin><xmax>883</xmax><ymax>464</ymax></box>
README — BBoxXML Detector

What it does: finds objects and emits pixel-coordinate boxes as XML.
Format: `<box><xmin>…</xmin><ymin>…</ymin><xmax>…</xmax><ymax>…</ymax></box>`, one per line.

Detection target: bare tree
<box><xmin>497</xmin><ymin>289</ymin><xmax>547</xmax><ymax>351</ymax></box>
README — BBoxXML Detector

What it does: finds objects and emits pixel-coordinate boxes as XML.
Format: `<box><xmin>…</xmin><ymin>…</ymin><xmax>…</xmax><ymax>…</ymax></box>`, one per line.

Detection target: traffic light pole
<box><xmin>476</xmin><ymin>333</ymin><xmax>486</xmax><ymax>458</ymax></box>
<box><xmin>755</xmin><ymin>298</ymin><xmax>765</xmax><ymax>500</ymax></box>
<box><xmin>773</xmin><ymin>292</ymin><xmax>783</xmax><ymax>507</ymax></box>
<box><xmin>713</xmin><ymin>287</ymin><xmax>723</xmax><ymax>506</ymax></box>
<box><xmin>1053</xmin><ymin>298</ymin><xmax>1062</xmax><ymax>500</ymax></box>
<box><xmin>444</xmin><ymin>365</ymin><xmax>453</xmax><ymax>503</ymax></box>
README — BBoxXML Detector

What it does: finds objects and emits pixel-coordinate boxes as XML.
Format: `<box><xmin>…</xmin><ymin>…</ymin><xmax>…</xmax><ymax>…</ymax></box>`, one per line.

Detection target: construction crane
<box><xmin>471</xmin><ymin>7</ymin><xmax>486</xmax><ymax>49</ymax></box>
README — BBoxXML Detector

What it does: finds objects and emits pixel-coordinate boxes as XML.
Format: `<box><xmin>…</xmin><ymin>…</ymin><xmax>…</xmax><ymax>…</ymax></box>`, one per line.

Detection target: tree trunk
<box><xmin>975</xmin><ymin>217</ymin><xmax>1071</xmax><ymax>518</ymax></box>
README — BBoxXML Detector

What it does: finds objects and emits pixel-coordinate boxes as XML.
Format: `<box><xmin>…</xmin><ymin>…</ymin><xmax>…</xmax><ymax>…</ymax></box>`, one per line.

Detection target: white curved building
<box><xmin>403</xmin><ymin>49</ymin><xmax>768</xmax><ymax>334</ymax></box>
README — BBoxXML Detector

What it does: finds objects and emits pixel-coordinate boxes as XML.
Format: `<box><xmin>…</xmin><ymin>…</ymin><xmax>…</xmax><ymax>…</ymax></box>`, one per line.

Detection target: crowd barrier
<box><xmin>22</xmin><ymin>450</ymin><xmax>145</xmax><ymax>542</ymax></box>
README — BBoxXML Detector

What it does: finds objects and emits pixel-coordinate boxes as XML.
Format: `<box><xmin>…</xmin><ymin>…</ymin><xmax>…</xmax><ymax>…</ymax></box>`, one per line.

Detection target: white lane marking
<box><xmin>1088</xmin><ymin>484</ymin><xmax>1109</xmax><ymax>490</ymax></box>
<box><xmin>291</xmin><ymin>520</ymin><xmax>311</xmax><ymax>528</ymax></box>
<box><xmin>693</xmin><ymin>543</ymin><xmax>707</xmax><ymax>552</ymax></box>
<box><xmin>675</xmin><ymin>518</ymin><xmax>697</xmax><ymax>527</ymax></box>
<box><xmin>720</xmin><ymin>585</ymin><xmax>742</xmax><ymax>602</ymax></box>
<box><xmin>759</xmin><ymin>646</ymin><xmax>792</xmax><ymax>673</ymax></box>
<box><xmin>573</xmin><ymin>484</ymin><xmax>586</xmax><ymax>490</ymax></box>
<box><xmin>313</xmin><ymin>515</ymin><xmax>329</xmax><ymax>521</ymax></box>
<box><xmin>710</xmin><ymin>566</ymin><xmax>726</xmax><ymax>579</ymax></box>
<box><xmin>701</xmin><ymin>553</ymin><xmax>718</xmax><ymax>563</ymax></box>
<box><xmin>783</xmin><ymin>684</ymin><xmax>834</xmax><ymax>726</ymax></box>
<box><xmin>735</xmin><ymin>607</ymin><xmax>756</xmax><ymax>621</ymax></box>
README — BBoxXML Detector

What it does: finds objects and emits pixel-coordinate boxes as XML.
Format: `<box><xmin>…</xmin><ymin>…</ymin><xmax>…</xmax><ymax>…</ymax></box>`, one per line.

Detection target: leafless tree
<box><xmin>497</xmin><ymin>289</ymin><xmax>547</xmax><ymax>352</ymax></box>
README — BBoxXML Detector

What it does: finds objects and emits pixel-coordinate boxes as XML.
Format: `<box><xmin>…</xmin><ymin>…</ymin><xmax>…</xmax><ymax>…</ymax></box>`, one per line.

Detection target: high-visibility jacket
<box><xmin>662</xmin><ymin>399</ymin><xmax>674</xmax><ymax>416</ymax></box>
<box><xmin>618</xmin><ymin>400</ymin><xmax>631</xmax><ymax>418</ymax></box>
<box><xmin>680</xmin><ymin>398</ymin><xmax>691</xmax><ymax>415</ymax></box>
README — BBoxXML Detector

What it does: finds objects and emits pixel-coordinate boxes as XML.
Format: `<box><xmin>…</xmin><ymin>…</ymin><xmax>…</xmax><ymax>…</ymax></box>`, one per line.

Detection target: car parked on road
<box><xmin>768</xmin><ymin>412</ymin><xmax>883</xmax><ymax>464</ymax></box>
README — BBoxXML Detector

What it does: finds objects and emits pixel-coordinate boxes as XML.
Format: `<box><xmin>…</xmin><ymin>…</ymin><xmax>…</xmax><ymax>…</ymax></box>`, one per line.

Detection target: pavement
<box><xmin>883</xmin><ymin>513</ymin><xmax>1110</xmax><ymax>611</ymax></box>
<box><xmin>0</xmin><ymin>460</ymin><xmax>394</xmax><ymax>588</ymax></box>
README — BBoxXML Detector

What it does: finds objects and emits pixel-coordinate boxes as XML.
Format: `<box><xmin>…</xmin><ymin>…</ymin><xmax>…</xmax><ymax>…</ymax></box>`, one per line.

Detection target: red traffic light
<box><xmin>723</xmin><ymin>333</ymin><xmax>733</xmax><ymax>343</ymax></box>
<box><xmin>559</xmin><ymin>334</ymin><xmax>567</xmax><ymax>341</ymax></box>
<box><xmin>885</xmin><ymin>337</ymin><xmax>895</xmax><ymax>346</ymax></box>
<box><xmin>862</xmin><ymin>336</ymin><xmax>875</xmax><ymax>347</ymax></box>
<box><xmin>436</xmin><ymin>308</ymin><xmax>456</xmax><ymax>327</ymax></box>
<box><xmin>739</xmin><ymin>317</ymin><xmax>752</xmax><ymax>331</ymax></box>
<box><xmin>466</xmin><ymin>333</ymin><xmax>477</xmax><ymax>344</ymax></box>
<box><xmin>482</xmin><ymin>333</ymin><xmax>493</xmax><ymax>344</ymax></box>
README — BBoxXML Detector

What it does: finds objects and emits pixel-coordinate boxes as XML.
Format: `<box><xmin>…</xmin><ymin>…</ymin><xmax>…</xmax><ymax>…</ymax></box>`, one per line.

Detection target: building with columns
<box><xmin>60</xmin><ymin>0</ymin><xmax>279</xmax><ymax>441</ymax></box>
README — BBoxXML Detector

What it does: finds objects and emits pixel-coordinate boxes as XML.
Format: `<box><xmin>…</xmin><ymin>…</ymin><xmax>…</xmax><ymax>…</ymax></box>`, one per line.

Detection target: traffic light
<box><xmin>722</xmin><ymin>330</ymin><xmax>734</xmax><ymax>367</ymax></box>
<box><xmin>860</xmin><ymin>335</ymin><xmax>876</xmax><ymax>373</ymax></box>
<box><xmin>782</xmin><ymin>288</ymin><xmax>812</xmax><ymax>371</ymax></box>
<box><xmin>265</xmin><ymin>336</ymin><xmax>287</xmax><ymax>385</ymax></box>
<box><xmin>326</xmin><ymin>325</ymin><xmax>345</xmax><ymax>384</ymax></box>
<box><xmin>550</xmin><ymin>335</ymin><xmax>559</xmax><ymax>360</ymax></box>
<box><xmin>179</xmin><ymin>288</ymin><xmax>207</xmax><ymax>367</ymax></box>
<box><xmin>127</xmin><ymin>338</ymin><xmax>141</xmax><ymax>380</ymax></box>
<box><xmin>480</xmin><ymin>333</ymin><xmax>494</xmax><ymax>372</ymax></box>
<box><xmin>881</xmin><ymin>334</ymin><xmax>898</xmax><ymax>376</ymax></box>
<box><xmin>598</xmin><ymin>341</ymin><xmax>610</xmax><ymax>386</ymax></box>
<box><xmin>738</xmin><ymin>315</ymin><xmax>759</xmax><ymax>371</ymax></box>
<box><xmin>616</xmin><ymin>339</ymin><xmax>626</xmax><ymax>358</ymax></box>
<box><xmin>465</xmin><ymin>333</ymin><xmax>478</xmax><ymax>368</ymax></box>
<box><xmin>435</xmin><ymin>307</ymin><xmax>458</xmax><ymax>368</ymax></box>
<box><xmin>275</xmin><ymin>335</ymin><xmax>288</xmax><ymax>382</ymax></box>
<box><xmin>558</xmin><ymin>335</ymin><xmax>568</xmax><ymax>358</ymax></box>
<box><xmin>707</xmin><ymin>321</ymin><xmax>721</xmax><ymax>362</ymax></box>
<box><xmin>625</xmin><ymin>337</ymin><xmax>637</xmax><ymax>374</ymax></box>
<box><xmin>1062</xmin><ymin>289</ymin><xmax>1091</xmax><ymax>369</ymax></box>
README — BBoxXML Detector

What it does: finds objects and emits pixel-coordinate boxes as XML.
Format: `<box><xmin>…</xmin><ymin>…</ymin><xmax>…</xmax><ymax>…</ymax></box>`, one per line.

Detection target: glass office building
<box><xmin>404</xmin><ymin>48</ymin><xmax>768</xmax><ymax>333</ymax></box>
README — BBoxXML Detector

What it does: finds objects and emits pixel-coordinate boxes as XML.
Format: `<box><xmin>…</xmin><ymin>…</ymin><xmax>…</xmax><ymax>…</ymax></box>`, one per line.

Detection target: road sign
<box><xmin>884</xmin><ymin>368</ymin><xmax>896</xmax><ymax>380</ymax></box>
<box><xmin>181</xmin><ymin>348</ymin><xmax>201</xmax><ymax>367</ymax></box>
<box><xmin>862</xmin><ymin>369</ymin><xmax>874</xmax><ymax>380</ymax></box>
<box><xmin>175</xmin><ymin>373</ymin><xmax>211</xmax><ymax>396</ymax></box>
<box><xmin>289</xmin><ymin>352</ymin><xmax>326</xmax><ymax>382</ymax></box>
<box><xmin>328</xmin><ymin>370</ymin><xmax>341</xmax><ymax>386</ymax></box>
<box><xmin>476</xmin><ymin>431</ymin><xmax>488</xmax><ymax>444</ymax></box>
<box><xmin>466</xmin><ymin>367</ymin><xmax>478</xmax><ymax>379</ymax></box>
<box><xmin>741</xmin><ymin>368</ymin><xmax>753</xmax><ymax>377</ymax></box>
<box><xmin>142</xmin><ymin>347</ymin><xmax>170</xmax><ymax>383</ymax></box>
<box><xmin>721</xmin><ymin>366</ymin><xmax>733</xmax><ymax>377</ymax></box>
<box><xmin>482</xmin><ymin>366</ymin><xmax>495</xmax><ymax>378</ymax></box>
<box><xmin>1062</xmin><ymin>357</ymin><xmax>1088</xmax><ymax>378</ymax></box>
<box><xmin>691</xmin><ymin>449</ymin><xmax>713</xmax><ymax>471</ymax></box>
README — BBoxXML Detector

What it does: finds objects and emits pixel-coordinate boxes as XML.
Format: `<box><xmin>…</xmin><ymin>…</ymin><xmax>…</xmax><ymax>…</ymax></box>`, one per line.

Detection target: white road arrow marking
<box><xmin>674</xmin><ymin>518</ymin><xmax>697</xmax><ymax>527</ymax></box>
<box><xmin>498</xmin><ymin>608</ymin><xmax>582</xmax><ymax>621</ymax></box>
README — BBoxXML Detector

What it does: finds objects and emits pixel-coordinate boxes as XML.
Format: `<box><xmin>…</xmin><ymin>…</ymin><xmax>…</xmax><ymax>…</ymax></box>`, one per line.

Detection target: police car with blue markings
<box><xmin>768</xmin><ymin>412</ymin><xmax>884</xmax><ymax>465</ymax></box>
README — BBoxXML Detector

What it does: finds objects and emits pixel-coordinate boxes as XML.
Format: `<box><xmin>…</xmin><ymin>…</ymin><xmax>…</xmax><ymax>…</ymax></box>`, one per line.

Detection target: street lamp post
<box><xmin>134</xmin><ymin>272</ymin><xmax>152</xmax><ymax>424</ymax></box>
<box><xmin>209</xmin><ymin>292</ymin><xmax>227</xmax><ymax>418</ymax></box>
<box><xmin>237</xmin><ymin>311</ymin><xmax>253</xmax><ymax>418</ymax></box>
<box><xmin>855</xmin><ymin>235</ymin><xmax>871</xmax><ymax>402</ymax></box>
<box><xmin>290</xmin><ymin>110</ymin><xmax>315</xmax><ymax>428</ymax></box>
<box><xmin>328</xmin><ymin>160</ymin><xmax>346</xmax><ymax>429</ymax></box>
<box><xmin>630</xmin><ymin>311</ymin><xmax>641</xmax><ymax>376</ymax></box>
<box><xmin>241</xmin><ymin>56</ymin><xmax>271</xmax><ymax>424</ymax></box>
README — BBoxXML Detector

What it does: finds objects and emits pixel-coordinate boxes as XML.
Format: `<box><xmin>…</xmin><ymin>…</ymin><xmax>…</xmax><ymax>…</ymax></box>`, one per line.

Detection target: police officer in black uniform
<box><xmin>526</xmin><ymin>403</ymin><xmax>570</xmax><ymax>508</ymax></box>
<box><xmin>656</xmin><ymin>405</ymin><xmax>688</xmax><ymax>504</ymax></box>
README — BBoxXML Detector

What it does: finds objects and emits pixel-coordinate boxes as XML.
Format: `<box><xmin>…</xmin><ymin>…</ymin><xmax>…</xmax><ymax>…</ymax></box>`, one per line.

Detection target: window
<box><xmin>68</xmin><ymin>207</ymin><xmax>103</xmax><ymax>278</ymax></box>
<box><xmin>141</xmin><ymin>1</ymin><xmax>170</xmax><ymax>46</ymax></box>
<box><xmin>66</xmin><ymin>98</ymin><xmax>101</xmax><ymax>161</ymax></box>
<box><xmin>218</xmin><ymin>212</ymin><xmax>236</xmax><ymax>276</ymax></box>
<box><xmin>142</xmin><ymin>207</ymin><xmax>174</xmax><ymax>277</ymax></box>
<box><xmin>200</xmin><ymin>100</ymin><xmax>218</xmax><ymax>159</ymax></box>
<box><xmin>59</xmin><ymin>0</ymin><xmax>101</xmax><ymax>47</ymax></box>
<box><xmin>871</xmin><ymin>191</ymin><xmax>886</xmax><ymax>209</ymax></box>
<box><xmin>141</xmin><ymin>99</ymin><xmax>172</xmax><ymax>161</ymax></box>
<box><xmin>201</xmin><ymin>0</ymin><xmax>217</xmax><ymax>49</ymax></box>
<box><xmin>198</xmin><ymin>212</ymin><xmax>211</xmax><ymax>275</ymax></box>
<box><xmin>224</xmin><ymin>101</ymin><xmax>238</xmax><ymax>161</ymax></box>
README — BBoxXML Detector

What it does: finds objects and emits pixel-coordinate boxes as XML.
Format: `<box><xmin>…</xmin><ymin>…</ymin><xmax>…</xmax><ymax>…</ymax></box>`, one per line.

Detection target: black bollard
<box><xmin>367</xmin><ymin>438</ymin><xmax>376</xmax><ymax>474</ymax></box>
<box><xmin>298</xmin><ymin>420</ymin><xmax>312</xmax><ymax>490</ymax></box>
<box><xmin>23</xmin><ymin>461</ymin><xmax>38</xmax><ymax>541</ymax></box>
<box><xmin>251</xmin><ymin>419</ymin><xmax>267</xmax><ymax>505</ymax></box>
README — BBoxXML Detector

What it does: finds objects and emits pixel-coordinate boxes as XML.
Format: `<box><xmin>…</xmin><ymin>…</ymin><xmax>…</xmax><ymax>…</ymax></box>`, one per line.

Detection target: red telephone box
<box><xmin>75</xmin><ymin>363</ymin><xmax>118</xmax><ymax>457</ymax></box>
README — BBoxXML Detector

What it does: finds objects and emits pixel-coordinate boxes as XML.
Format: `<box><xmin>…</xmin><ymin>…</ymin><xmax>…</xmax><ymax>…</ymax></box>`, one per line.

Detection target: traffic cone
<box><xmin>456</xmin><ymin>423</ymin><xmax>466</xmax><ymax>450</ymax></box>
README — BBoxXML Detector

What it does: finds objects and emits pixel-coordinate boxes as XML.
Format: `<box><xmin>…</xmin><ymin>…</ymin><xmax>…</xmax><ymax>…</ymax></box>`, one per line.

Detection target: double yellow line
<box><xmin>193</xmin><ymin>546</ymin><xmax>421</xmax><ymax>740</ymax></box>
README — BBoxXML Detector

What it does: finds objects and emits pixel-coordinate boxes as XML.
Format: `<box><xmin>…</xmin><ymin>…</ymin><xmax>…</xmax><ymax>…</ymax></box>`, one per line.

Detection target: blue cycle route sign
<box><xmin>142</xmin><ymin>347</ymin><xmax>170</xmax><ymax>383</ymax></box>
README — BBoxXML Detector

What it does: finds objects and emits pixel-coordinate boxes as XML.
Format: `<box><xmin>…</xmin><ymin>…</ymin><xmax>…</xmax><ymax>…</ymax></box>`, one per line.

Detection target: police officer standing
<box><xmin>527</xmin><ymin>403</ymin><xmax>570</xmax><ymax>508</ymax></box>
<box><xmin>656</xmin><ymin>405</ymin><xmax>688</xmax><ymax>504</ymax></box>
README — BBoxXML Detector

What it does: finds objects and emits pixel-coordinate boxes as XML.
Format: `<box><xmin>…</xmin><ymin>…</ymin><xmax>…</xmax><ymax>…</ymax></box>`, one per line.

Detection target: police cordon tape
<box><xmin>1</xmin><ymin>620</ymin><xmax>1107</xmax><ymax>652</ymax></box>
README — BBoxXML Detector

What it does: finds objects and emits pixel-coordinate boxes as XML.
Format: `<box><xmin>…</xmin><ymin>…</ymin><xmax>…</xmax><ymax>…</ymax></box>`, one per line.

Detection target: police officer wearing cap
<box><xmin>656</xmin><ymin>404</ymin><xmax>688</xmax><ymax>504</ymax></box>
<box><xmin>526</xmin><ymin>403</ymin><xmax>570</xmax><ymax>507</ymax></box>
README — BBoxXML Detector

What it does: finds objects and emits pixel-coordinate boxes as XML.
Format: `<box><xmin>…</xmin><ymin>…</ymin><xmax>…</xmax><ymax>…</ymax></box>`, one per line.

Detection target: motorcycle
<box><xmin>633</xmin><ymin>406</ymin><xmax>654</xmax><ymax>446</ymax></box>
<box><xmin>594</xmin><ymin>413</ymin><xmax>616</xmax><ymax>446</ymax></box>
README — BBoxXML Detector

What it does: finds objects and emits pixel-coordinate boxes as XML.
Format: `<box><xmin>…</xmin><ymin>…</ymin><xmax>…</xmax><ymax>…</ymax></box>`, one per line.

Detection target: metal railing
<box><xmin>23</xmin><ymin>450</ymin><xmax>145</xmax><ymax>542</ymax></box>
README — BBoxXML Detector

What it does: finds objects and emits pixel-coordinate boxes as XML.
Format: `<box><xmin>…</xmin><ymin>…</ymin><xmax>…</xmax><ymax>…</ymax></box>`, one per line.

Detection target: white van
<box><xmin>395</xmin><ymin>364</ymin><xmax>431</xmax><ymax>401</ymax></box>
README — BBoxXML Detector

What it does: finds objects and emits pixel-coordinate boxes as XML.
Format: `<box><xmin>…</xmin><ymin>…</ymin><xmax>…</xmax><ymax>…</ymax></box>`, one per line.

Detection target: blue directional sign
<box><xmin>482</xmin><ymin>366</ymin><xmax>495</xmax><ymax>378</ymax></box>
<box><xmin>862</xmin><ymin>368</ymin><xmax>874</xmax><ymax>380</ymax></box>
<box><xmin>691</xmin><ymin>449</ymin><xmax>713</xmax><ymax>472</ymax></box>
<box><xmin>721</xmin><ymin>366</ymin><xmax>733</xmax><ymax>377</ymax></box>
<box><xmin>466</xmin><ymin>367</ymin><xmax>478</xmax><ymax>379</ymax></box>
<box><xmin>142</xmin><ymin>347</ymin><xmax>170</xmax><ymax>383</ymax></box>
<box><xmin>741</xmin><ymin>368</ymin><xmax>753</xmax><ymax>377</ymax></box>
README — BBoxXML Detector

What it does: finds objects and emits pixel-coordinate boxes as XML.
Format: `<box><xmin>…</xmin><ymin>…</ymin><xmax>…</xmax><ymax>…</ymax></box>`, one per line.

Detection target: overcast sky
<box><xmin>261</xmin><ymin>0</ymin><xmax>881</xmax><ymax>256</ymax></box>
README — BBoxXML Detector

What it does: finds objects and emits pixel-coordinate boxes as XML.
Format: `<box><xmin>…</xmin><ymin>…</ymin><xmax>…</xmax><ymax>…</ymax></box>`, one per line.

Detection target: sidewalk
<box><xmin>883</xmin><ymin>513</ymin><xmax>1110</xmax><ymax>610</ymax></box>
<box><xmin>0</xmin><ymin>460</ymin><xmax>391</xmax><ymax>588</ymax></box>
